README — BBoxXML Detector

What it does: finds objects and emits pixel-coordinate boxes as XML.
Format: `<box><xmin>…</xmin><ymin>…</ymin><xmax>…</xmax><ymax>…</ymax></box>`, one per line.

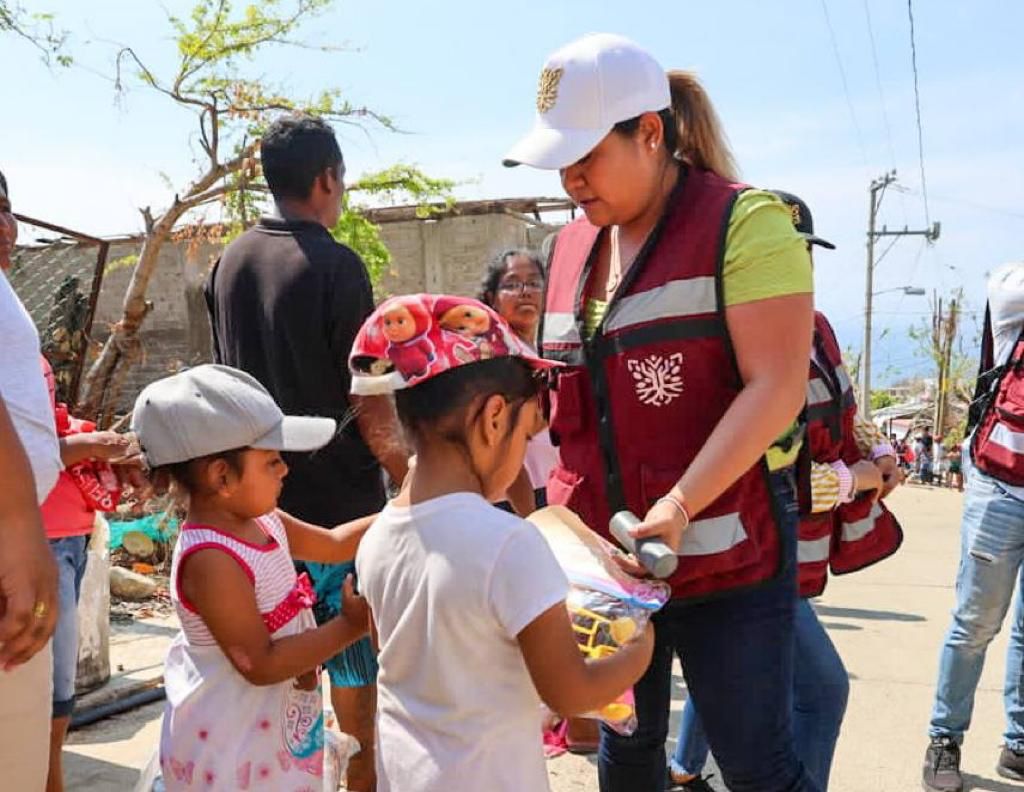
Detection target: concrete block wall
<box><xmin>82</xmin><ymin>211</ymin><xmax>559</xmax><ymax>412</ymax></box>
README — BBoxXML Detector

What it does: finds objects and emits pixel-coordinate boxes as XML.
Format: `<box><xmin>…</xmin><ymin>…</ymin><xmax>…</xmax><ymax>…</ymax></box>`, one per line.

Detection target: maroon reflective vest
<box><xmin>797</xmin><ymin>313</ymin><xmax>903</xmax><ymax>597</ymax></box>
<box><xmin>541</xmin><ymin>168</ymin><xmax>784</xmax><ymax>601</ymax></box>
<box><xmin>970</xmin><ymin>309</ymin><xmax>1024</xmax><ymax>484</ymax></box>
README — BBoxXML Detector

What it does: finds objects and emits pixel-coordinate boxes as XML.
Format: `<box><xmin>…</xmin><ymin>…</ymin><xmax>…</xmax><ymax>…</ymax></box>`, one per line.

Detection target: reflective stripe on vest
<box><xmin>989</xmin><ymin>422</ymin><xmax>1024</xmax><ymax>455</ymax></box>
<box><xmin>836</xmin><ymin>365</ymin><xmax>853</xmax><ymax>395</ymax></box>
<box><xmin>605</xmin><ymin>277</ymin><xmax>717</xmax><ymax>334</ymax></box>
<box><xmin>798</xmin><ymin>535</ymin><xmax>832</xmax><ymax>563</ymax></box>
<box><xmin>544</xmin><ymin>312</ymin><xmax>582</xmax><ymax>347</ymax></box>
<box><xmin>544</xmin><ymin>276</ymin><xmax>718</xmax><ymax>348</ymax></box>
<box><xmin>678</xmin><ymin>513</ymin><xmax>746</xmax><ymax>557</ymax></box>
<box><xmin>842</xmin><ymin>503</ymin><xmax>884</xmax><ymax>542</ymax></box>
<box><xmin>807</xmin><ymin>378</ymin><xmax>831</xmax><ymax>406</ymax></box>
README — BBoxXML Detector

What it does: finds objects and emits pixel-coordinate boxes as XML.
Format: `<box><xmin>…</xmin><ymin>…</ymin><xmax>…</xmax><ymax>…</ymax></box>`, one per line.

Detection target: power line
<box><xmin>863</xmin><ymin>0</ymin><xmax>909</xmax><ymax>226</ymax></box>
<box><xmin>902</xmin><ymin>187</ymin><xmax>1024</xmax><ymax>220</ymax></box>
<box><xmin>873</xmin><ymin>234</ymin><xmax>902</xmax><ymax>267</ymax></box>
<box><xmin>820</xmin><ymin>0</ymin><xmax>870</xmax><ymax>170</ymax></box>
<box><xmin>906</xmin><ymin>0</ymin><xmax>931</xmax><ymax>226</ymax></box>
<box><xmin>863</xmin><ymin>0</ymin><xmax>898</xmax><ymax>168</ymax></box>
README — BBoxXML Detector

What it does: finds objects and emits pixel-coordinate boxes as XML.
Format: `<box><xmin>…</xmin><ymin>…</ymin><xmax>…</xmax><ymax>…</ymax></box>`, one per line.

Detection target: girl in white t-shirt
<box><xmin>350</xmin><ymin>294</ymin><xmax>654</xmax><ymax>792</ymax></box>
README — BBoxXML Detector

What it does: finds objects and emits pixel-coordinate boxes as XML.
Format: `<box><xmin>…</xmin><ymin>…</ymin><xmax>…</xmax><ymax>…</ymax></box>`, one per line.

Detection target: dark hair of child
<box><xmin>395</xmin><ymin>357</ymin><xmax>540</xmax><ymax>447</ymax></box>
<box><xmin>149</xmin><ymin>448</ymin><xmax>247</xmax><ymax>499</ymax></box>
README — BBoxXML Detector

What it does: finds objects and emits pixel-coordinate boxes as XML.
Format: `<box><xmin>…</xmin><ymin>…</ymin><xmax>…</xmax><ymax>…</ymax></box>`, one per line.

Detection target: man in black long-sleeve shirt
<box><xmin>206</xmin><ymin>114</ymin><xmax>406</xmax><ymax>791</ymax></box>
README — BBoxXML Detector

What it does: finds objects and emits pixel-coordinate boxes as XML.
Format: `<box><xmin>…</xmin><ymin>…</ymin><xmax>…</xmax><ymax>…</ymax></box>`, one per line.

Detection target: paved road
<box><xmin>66</xmin><ymin>484</ymin><xmax>1024</xmax><ymax>791</ymax></box>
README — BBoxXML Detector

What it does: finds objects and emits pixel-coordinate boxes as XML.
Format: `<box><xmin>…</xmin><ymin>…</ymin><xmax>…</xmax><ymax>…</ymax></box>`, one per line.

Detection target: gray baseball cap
<box><xmin>132</xmin><ymin>364</ymin><xmax>336</xmax><ymax>467</ymax></box>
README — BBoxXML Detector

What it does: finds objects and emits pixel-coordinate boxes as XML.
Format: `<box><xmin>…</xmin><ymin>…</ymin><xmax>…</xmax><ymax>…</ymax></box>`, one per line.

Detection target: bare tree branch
<box><xmin>176</xmin><ymin>182</ymin><xmax>234</xmax><ymax>211</ymax></box>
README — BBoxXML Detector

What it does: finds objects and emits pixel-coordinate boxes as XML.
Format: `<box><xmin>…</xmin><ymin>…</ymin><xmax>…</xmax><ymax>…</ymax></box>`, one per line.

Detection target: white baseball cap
<box><xmin>131</xmin><ymin>364</ymin><xmax>337</xmax><ymax>467</ymax></box>
<box><xmin>503</xmin><ymin>33</ymin><xmax>671</xmax><ymax>170</ymax></box>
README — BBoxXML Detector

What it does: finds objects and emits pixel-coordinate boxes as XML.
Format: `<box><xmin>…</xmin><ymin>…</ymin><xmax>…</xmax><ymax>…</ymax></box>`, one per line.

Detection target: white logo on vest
<box><xmin>627</xmin><ymin>353</ymin><xmax>684</xmax><ymax>406</ymax></box>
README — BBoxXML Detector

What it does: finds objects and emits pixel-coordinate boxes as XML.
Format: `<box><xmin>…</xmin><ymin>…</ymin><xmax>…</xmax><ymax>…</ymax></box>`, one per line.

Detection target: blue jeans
<box><xmin>929</xmin><ymin>450</ymin><xmax>1024</xmax><ymax>750</ymax></box>
<box><xmin>672</xmin><ymin>598</ymin><xmax>849</xmax><ymax>788</ymax></box>
<box><xmin>50</xmin><ymin>535</ymin><xmax>89</xmax><ymax>717</ymax></box>
<box><xmin>598</xmin><ymin>471</ymin><xmax>820</xmax><ymax>792</ymax></box>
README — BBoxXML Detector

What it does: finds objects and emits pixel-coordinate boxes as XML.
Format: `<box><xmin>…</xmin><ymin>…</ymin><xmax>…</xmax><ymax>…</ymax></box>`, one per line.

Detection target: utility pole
<box><xmin>862</xmin><ymin>170</ymin><xmax>941</xmax><ymax>417</ymax></box>
<box><xmin>932</xmin><ymin>295</ymin><xmax>959</xmax><ymax>434</ymax></box>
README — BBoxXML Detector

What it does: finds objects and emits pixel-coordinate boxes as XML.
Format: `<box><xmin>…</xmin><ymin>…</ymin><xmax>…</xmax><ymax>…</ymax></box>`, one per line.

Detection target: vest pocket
<box><xmin>639</xmin><ymin>465</ymin><xmax>763</xmax><ymax>583</ymax></box>
<box><xmin>548</xmin><ymin>370</ymin><xmax>589</xmax><ymax>444</ymax></box>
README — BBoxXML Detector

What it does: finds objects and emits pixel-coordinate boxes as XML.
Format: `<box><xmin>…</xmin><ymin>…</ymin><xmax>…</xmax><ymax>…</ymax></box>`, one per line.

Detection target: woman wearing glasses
<box><xmin>479</xmin><ymin>249</ymin><xmax>560</xmax><ymax>514</ymax></box>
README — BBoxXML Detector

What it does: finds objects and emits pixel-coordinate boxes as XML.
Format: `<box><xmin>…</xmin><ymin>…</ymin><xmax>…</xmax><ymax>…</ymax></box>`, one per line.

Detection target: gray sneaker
<box><xmin>997</xmin><ymin>744</ymin><xmax>1024</xmax><ymax>781</ymax></box>
<box><xmin>923</xmin><ymin>737</ymin><xmax>963</xmax><ymax>792</ymax></box>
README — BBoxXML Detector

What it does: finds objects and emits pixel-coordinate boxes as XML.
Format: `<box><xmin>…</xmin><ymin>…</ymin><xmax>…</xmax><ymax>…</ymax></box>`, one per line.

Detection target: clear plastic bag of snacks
<box><xmin>528</xmin><ymin>505</ymin><xmax>671</xmax><ymax>735</ymax></box>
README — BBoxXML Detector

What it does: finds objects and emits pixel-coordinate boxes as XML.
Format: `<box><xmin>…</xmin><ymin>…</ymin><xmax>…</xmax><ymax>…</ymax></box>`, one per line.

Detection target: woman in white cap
<box><xmin>504</xmin><ymin>34</ymin><xmax>817</xmax><ymax>791</ymax></box>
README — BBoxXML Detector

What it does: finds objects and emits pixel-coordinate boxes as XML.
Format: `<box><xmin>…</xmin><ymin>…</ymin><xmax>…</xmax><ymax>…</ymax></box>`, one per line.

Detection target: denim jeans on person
<box><xmin>598</xmin><ymin>470</ymin><xmax>821</xmax><ymax>792</ymax></box>
<box><xmin>672</xmin><ymin>598</ymin><xmax>849</xmax><ymax>788</ymax></box>
<box><xmin>51</xmin><ymin>534</ymin><xmax>89</xmax><ymax>717</ymax></box>
<box><xmin>929</xmin><ymin>446</ymin><xmax>1024</xmax><ymax>751</ymax></box>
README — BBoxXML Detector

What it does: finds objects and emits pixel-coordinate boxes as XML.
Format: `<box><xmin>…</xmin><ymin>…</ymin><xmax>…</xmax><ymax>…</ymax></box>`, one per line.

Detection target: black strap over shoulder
<box><xmin>967</xmin><ymin>302</ymin><xmax>1024</xmax><ymax>436</ymax></box>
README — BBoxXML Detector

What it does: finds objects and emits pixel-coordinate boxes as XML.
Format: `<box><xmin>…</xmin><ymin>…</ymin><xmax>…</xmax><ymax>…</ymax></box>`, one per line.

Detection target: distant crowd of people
<box><xmin>891</xmin><ymin>427</ymin><xmax>964</xmax><ymax>491</ymax></box>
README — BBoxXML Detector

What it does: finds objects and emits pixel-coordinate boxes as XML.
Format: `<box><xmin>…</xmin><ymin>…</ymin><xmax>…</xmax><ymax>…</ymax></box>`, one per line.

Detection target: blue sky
<box><xmin>3</xmin><ymin>1</ymin><xmax>1022</xmax><ymax>382</ymax></box>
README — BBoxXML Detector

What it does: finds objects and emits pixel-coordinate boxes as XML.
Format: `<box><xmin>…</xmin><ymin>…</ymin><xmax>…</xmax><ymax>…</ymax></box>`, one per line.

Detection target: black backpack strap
<box><xmin>967</xmin><ymin>302</ymin><xmax>1024</xmax><ymax>436</ymax></box>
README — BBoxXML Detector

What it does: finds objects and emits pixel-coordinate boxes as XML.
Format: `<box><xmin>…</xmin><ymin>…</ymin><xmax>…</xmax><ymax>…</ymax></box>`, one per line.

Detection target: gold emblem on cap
<box><xmin>790</xmin><ymin>203</ymin><xmax>802</xmax><ymax>228</ymax></box>
<box><xmin>536</xmin><ymin>67</ymin><xmax>564</xmax><ymax>114</ymax></box>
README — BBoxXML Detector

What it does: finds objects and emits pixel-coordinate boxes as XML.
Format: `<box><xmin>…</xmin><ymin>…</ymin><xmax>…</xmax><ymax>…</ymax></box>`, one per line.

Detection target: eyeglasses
<box><xmin>498</xmin><ymin>280</ymin><xmax>544</xmax><ymax>294</ymax></box>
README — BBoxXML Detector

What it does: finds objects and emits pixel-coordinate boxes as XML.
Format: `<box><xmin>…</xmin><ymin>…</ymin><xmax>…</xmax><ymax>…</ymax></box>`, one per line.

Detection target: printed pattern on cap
<box><xmin>349</xmin><ymin>293</ymin><xmax>559</xmax><ymax>395</ymax></box>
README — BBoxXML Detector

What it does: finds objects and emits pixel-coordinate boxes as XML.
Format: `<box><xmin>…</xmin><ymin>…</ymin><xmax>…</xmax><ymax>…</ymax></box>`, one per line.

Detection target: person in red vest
<box><xmin>923</xmin><ymin>261</ymin><xmax>1024</xmax><ymax>791</ymax></box>
<box><xmin>668</xmin><ymin>191</ymin><xmax>905</xmax><ymax>791</ymax></box>
<box><xmin>503</xmin><ymin>34</ymin><xmax>818</xmax><ymax>792</ymax></box>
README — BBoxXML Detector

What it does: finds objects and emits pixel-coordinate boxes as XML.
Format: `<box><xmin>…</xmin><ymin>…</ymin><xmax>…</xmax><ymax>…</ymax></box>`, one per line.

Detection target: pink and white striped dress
<box><xmin>160</xmin><ymin>512</ymin><xmax>325</xmax><ymax>791</ymax></box>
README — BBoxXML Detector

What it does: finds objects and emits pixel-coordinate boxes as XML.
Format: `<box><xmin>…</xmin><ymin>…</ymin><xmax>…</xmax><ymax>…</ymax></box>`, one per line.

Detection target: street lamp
<box><xmin>862</xmin><ymin>284</ymin><xmax>925</xmax><ymax>417</ymax></box>
<box><xmin>873</xmin><ymin>286</ymin><xmax>927</xmax><ymax>297</ymax></box>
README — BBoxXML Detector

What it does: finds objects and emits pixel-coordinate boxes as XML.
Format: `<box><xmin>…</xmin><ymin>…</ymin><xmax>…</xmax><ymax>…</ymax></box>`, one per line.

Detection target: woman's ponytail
<box><xmin>666</xmin><ymin>70</ymin><xmax>738</xmax><ymax>182</ymax></box>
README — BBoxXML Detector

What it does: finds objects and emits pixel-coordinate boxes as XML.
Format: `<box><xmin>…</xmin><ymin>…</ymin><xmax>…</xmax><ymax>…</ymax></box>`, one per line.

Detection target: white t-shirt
<box><xmin>989</xmin><ymin>262</ymin><xmax>1024</xmax><ymax>365</ymax></box>
<box><xmin>356</xmin><ymin>492</ymin><xmax>569</xmax><ymax>792</ymax></box>
<box><xmin>0</xmin><ymin>272</ymin><xmax>61</xmax><ymax>503</ymax></box>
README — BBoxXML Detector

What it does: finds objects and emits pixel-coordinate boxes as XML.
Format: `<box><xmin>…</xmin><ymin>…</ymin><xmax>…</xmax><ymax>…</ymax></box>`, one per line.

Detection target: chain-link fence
<box><xmin>7</xmin><ymin>214</ymin><xmax>109</xmax><ymax>406</ymax></box>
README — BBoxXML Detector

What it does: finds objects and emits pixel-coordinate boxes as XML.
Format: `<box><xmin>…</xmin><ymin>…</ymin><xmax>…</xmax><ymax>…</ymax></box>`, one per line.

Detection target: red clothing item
<box><xmin>40</xmin><ymin>472</ymin><xmax>95</xmax><ymax>539</ymax></box>
<box><xmin>39</xmin><ymin>356</ymin><xmax>119</xmax><ymax>537</ymax></box>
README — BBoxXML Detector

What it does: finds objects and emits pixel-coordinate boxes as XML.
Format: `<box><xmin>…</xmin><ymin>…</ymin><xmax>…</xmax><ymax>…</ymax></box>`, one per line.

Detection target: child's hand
<box><xmin>610</xmin><ymin>548</ymin><xmax>649</xmax><ymax>579</ymax></box>
<box><xmin>293</xmin><ymin>668</ymin><xmax>319</xmax><ymax>691</ymax></box>
<box><xmin>340</xmin><ymin>574</ymin><xmax>369</xmax><ymax>632</ymax></box>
